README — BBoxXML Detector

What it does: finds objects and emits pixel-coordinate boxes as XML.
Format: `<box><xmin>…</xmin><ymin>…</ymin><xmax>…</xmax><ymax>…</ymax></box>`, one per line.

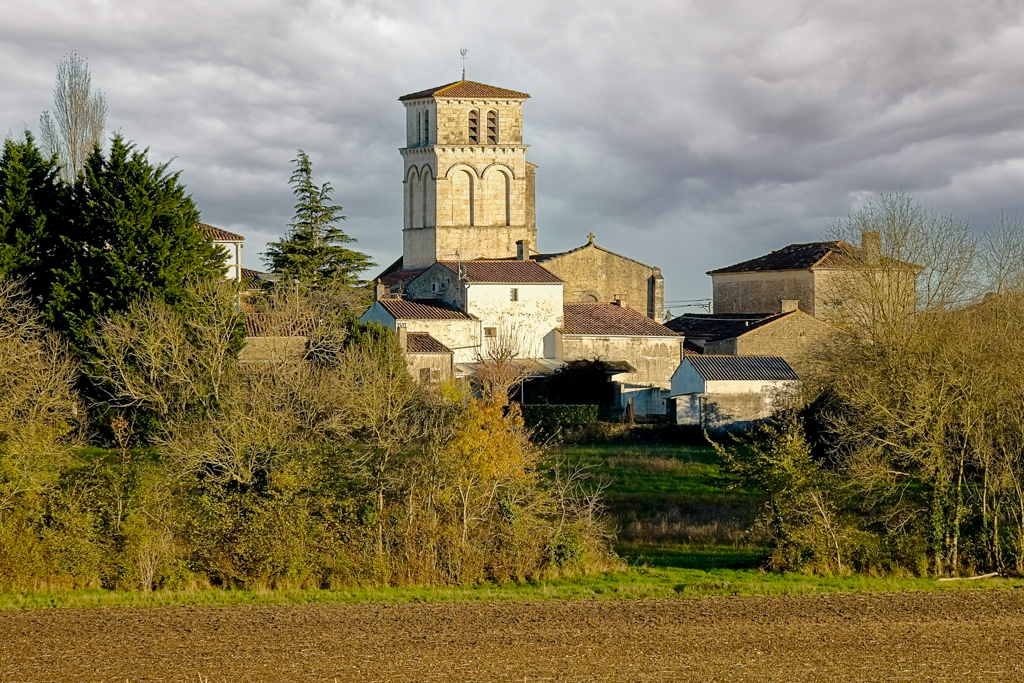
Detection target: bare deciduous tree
<box><xmin>88</xmin><ymin>278</ymin><xmax>244</xmax><ymax>422</ymax></box>
<box><xmin>39</xmin><ymin>51</ymin><xmax>108</xmax><ymax>183</ymax></box>
<box><xmin>0</xmin><ymin>279</ymin><xmax>82</xmax><ymax>513</ymax></box>
<box><xmin>474</xmin><ymin>320</ymin><xmax>534</xmax><ymax>406</ymax></box>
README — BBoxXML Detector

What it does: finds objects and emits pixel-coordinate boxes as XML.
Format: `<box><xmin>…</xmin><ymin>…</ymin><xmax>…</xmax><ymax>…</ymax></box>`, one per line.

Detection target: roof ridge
<box><xmin>534</xmin><ymin>242</ymin><xmax>656</xmax><ymax>270</ymax></box>
<box><xmin>399</xmin><ymin>80</ymin><xmax>530</xmax><ymax>101</ymax></box>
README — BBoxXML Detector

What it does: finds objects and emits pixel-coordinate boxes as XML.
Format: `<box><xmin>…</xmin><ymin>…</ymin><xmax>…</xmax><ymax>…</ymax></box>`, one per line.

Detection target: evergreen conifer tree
<box><xmin>45</xmin><ymin>135</ymin><xmax>226</xmax><ymax>351</ymax></box>
<box><xmin>0</xmin><ymin>132</ymin><xmax>65</xmax><ymax>296</ymax></box>
<box><xmin>263</xmin><ymin>150</ymin><xmax>374</xmax><ymax>287</ymax></box>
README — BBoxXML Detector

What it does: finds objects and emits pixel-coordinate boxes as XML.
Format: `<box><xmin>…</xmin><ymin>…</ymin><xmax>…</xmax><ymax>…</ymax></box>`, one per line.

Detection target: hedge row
<box><xmin>521</xmin><ymin>404</ymin><xmax>599</xmax><ymax>442</ymax></box>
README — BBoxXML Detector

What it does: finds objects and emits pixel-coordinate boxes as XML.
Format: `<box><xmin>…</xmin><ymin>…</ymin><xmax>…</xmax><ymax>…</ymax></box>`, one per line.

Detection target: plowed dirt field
<box><xmin>2</xmin><ymin>589</ymin><xmax>1022</xmax><ymax>682</ymax></box>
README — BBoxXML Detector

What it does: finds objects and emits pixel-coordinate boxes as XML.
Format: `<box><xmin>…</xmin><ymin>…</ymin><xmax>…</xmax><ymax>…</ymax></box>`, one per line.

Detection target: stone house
<box><xmin>202</xmin><ymin>223</ymin><xmax>245</xmax><ymax>282</ymax></box>
<box><xmin>401</xmin><ymin>328</ymin><xmax>454</xmax><ymax>385</ymax></box>
<box><xmin>707</xmin><ymin>231</ymin><xmax>916</xmax><ymax>322</ymax></box>
<box><xmin>401</xmin><ymin>257</ymin><xmax>564</xmax><ymax>360</ymax></box>
<box><xmin>670</xmin><ymin>355</ymin><xmax>799</xmax><ymax>428</ymax></box>
<box><xmin>557</xmin><ymin>302</ymin><xmax>683</xmax><ymax>417</ymax></box>
<box><xmin>665</xmin><ymin>306</ymin><xmax>836</xmax><ymax>374</ymax></box>
<box><xmin>360</xmin><ymin>298</ymin><xmax>480</xmax><ymax>363</ymax></box>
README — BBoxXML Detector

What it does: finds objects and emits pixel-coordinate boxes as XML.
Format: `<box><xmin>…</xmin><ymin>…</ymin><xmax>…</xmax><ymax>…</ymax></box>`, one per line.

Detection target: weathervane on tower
<box><xmin>460</xmin><ymin>48</ymin><xmax>468</xmax><ymax>80</ymax></box>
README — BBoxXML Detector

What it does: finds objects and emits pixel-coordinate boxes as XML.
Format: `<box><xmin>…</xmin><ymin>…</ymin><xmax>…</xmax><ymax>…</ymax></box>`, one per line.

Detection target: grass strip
<box><xmin>4</xmin><ymin>568</ymin><xmax>1023</xmax><ymax>610</ymax></box>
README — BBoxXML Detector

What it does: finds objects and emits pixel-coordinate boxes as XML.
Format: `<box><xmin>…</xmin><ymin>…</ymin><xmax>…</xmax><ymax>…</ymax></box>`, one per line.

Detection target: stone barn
<box><xmin>670</xmin><ymin>355</ymin><xmax>799</xmax><ymax>429</ymax></box>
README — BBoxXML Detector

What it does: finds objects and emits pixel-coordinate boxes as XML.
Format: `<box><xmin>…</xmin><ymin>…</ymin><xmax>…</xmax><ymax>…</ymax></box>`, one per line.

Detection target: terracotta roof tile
<box><xmin>244</xmin><ymin>312</ymin><xmax>318</xmax><ymax>337</ymax></box>
<box><xmin>562</xmin><ymin>303</ymin><xmax>681</xmax><ymax>337</ymax></box>
<box><xmin>399</xmin><ymin>81</ymin><xmax>530</xmax><ymax>101</ymax></box>
<box><xmin>200</xmin><ymin>223</ymin><xmax>246</xmax><ymax>242</ymax></box>
<box><xmin>708</xmin><ymin>241</ymin><xmax>858</xmax><ymax>274</ymax></box>
<box><xmin>665</xmin><ymin>312</ymin><xmax>790</xmax><ymax>340</ymax></box>
<box><xmin>438</xmin><ymin>260</ymin><xmax>562</xmax><ymax>283</ymax></box>
<box><xmin>378</xmin><ymin>298</ymin><xmax>474</xmax><ymax>320</ymax></box>
<box><xmin>406</xmin><ymin>333</ymin><xmax>452</xmax><ymax>354</ymax></box>
<box><xmin>381</xmin><ymin>268</ymin><xmax>425</xmax><ymax>289</ymax></box>
<box><xmin>241</xmin><ymin>268</ymin><xmax>275</xmax><ymax>291</ymax></box>
<box><xmin>684</xmin><ymin>355</ymin><xmax>799</xmax><ymax>382</ymax></box>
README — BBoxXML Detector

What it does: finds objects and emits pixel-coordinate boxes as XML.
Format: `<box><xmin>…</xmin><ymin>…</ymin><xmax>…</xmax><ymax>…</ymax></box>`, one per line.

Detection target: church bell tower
<box><xmin>398</xmin><ymin>81</ymin><xmax>537</xmax><ymax>269</ymax></box>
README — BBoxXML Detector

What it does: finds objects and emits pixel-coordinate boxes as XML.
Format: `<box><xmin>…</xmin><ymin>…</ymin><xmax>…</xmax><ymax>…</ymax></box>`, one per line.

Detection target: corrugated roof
<box><xmin>665</xmin><ymin>312</ymin><xmax>790</xmax><ymax>340</ymax></box>
<box><xmin>562</xmin><ymin>303</ymin><xmax>681</xmax><ymax>337</ymax></box>
<box><xmin>406</xmin><ymin>332</ymin><xmax>452</xmax><ymax>354</ymax></box>
<box><xmin>708</xmin><ymin>241</ymin><xmax>857</xmax><ymax>274</ymax></box>
<box><xmin>438</xmin><ymin>260</ymin><xmax>562</xmax><ymax>283</ymax></box>
<box><xmin>685</xmin><ymin>355</ymin><xmax>799</xmax><ymax>382</ymax></box>
<box><xmin>200</xmin><ymin>223</ymin><xmax>246</xmax><ymax>242</ymax></box>
<box><xmin>378</xmin><ymin>298</ymin><xmax>474</xmax><ymax>320</ymax></box>
<box><xmin>399</xmin><ymin>81</ymin><xmax>530</xmax><ymax>101</ymax></box>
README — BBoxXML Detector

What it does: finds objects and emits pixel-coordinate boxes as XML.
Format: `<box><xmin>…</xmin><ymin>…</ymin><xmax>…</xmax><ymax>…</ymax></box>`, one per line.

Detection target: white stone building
<box><xmin>201</xmin><ymin>223</ymin><xmax>245</xmax><ymax>282</ymax></box>
<box><xmin>670</xmin><ymin>355</ymin><xmax>799</xmax><ymax>428</ymax></box>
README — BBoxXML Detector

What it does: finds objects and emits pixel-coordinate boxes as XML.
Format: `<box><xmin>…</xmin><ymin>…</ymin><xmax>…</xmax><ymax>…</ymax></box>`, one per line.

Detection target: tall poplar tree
<box><xmin>263</xmin><ymin>150</ymin><xmax>374</xmax><ymax>287</ymax></box>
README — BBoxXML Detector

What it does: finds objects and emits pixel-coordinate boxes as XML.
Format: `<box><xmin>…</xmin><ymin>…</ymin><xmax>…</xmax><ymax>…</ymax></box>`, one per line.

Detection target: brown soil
<box><xmin>2</xmin><ymin>590</ymin><xmax>1022</xmax><ymax>682</ymax></box>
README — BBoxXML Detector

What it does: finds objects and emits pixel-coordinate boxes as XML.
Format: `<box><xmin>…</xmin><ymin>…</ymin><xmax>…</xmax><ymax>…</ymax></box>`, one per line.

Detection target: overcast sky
<box><xmin>4</xmin><ymin>0</ymin><xmax>1024</xmax><ymax>310</ymax></box>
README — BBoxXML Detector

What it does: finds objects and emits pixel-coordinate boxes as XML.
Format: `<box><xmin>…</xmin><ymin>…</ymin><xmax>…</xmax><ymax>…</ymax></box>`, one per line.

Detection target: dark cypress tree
<box><xmin>0</xmin><ymin>132</ymin><xmax>65</xmax><ymax>297</ymax></box>
<box><xmin>263</xmin><ymin>150</ymin><xmax>374</xmax><ymax>287</ymax></box>
<box><xmin>45</xmin><ymin>135</ymin><xmax>226</xmax><ymax>351</ymax></box>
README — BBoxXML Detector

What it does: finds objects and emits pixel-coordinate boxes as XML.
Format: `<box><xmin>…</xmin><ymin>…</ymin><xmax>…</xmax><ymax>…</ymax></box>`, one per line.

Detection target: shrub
<box><xmin>521</xmin><ymin>404</ymin><xmax>599</xmax><ymax>443</ymax></box>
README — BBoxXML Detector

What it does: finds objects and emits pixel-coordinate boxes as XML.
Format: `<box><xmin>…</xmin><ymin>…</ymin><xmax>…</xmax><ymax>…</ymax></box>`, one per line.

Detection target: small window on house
<box><xmin>486</xmin><ymin>110</ymin><xmax>498</xmax><ymax>144</ymax></box>
<box><xmin>431</xmin><ymin>282</ymin><xmax>443</xmax><ymax>293</ymax></box>
<box><xmin>510</xmin><ymin>287</ymin><xmax>519</xmax><ymax>301</ymax></box>
<box><xmin>468</xmin><ymin>110</ymin><xmax>479</xmax><ymax>144</ymax></box>
<box><xmin>419</xmin><ymin>368</ymin><xmax>431</xmax><ymax>383</ymax></box>
<box><xmin>484</xmin><ymin>327</ymin><xmax>497</xmax><ymax>338</ymax></box>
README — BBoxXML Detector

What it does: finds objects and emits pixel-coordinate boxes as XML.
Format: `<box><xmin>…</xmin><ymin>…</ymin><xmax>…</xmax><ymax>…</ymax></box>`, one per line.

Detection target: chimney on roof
<box><xmin>779</xmin><ymin>299</ymin><xmax>800</xmax><ymax>313</ymax></box>
<box><xmin>862</xmin><ymin>231</ymin><xmax>881</xmax><ymax>265</ymax></box>
<box><xmin>397</xmin><ymin>323</ymin><xmax>408</xmax><ymax>351</ymax></box>
<box><xmin>375</xmin><ymin>278</ymin><xmax>385</xmax><ymax>301</ymax></box>
<box><xmin>516</xmin><ymin>239</ymin><xmax>530</xmax><ymax>260</ymax></box>
<box><xmin>613</xmin><ymin>295</ymin><xmax>624</xmax><ymax>307</ymax></box>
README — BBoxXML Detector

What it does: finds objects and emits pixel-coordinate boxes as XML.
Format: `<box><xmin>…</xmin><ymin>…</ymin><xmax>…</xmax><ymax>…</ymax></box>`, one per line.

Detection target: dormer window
<box><xmin>468</xmin><ymin>110</ymin><xmax>479</xmax><ymax>144</ymax></box>
<box><xmin>486</xmin><ymin>110</ymin><xmax>498</xmax><ymax>144</ymax></box>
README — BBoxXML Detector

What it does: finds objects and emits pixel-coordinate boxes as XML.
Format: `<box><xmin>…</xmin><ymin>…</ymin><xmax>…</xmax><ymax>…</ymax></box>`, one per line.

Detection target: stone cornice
<box><xmin>400</xmin><ymin>145</ymin><xmax>529</xmax><ymax>156</ymax></box>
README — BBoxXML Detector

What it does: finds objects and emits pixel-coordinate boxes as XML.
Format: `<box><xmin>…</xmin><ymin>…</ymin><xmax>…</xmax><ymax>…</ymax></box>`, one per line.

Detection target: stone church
<box><xmin>362</xmin><ymin>79</ymin><xmax>680</xmax><ymax>417</ymax></box>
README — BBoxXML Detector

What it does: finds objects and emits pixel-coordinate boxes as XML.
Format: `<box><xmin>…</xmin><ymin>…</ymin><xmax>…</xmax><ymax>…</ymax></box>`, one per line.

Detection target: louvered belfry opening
<box><xmin>468</xmin><ymin>110</ymin><xmax>479</xmax><ymax>144</ymax></box>
<box><xmin>486</xmin><ymin>110</ymin><xmax>498</xmax><ymax>144</ymax></box>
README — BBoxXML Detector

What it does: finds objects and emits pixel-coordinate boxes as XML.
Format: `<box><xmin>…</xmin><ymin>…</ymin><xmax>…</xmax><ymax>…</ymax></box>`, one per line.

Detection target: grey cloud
<box><xmin>3</xmin><ymin>0</ymin><xmax>1024</xmax><ymax>304</ymax></box>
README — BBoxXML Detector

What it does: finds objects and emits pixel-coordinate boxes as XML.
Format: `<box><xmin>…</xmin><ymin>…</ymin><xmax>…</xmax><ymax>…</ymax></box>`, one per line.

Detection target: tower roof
<box><xmin>399</xmin><ymin>80</ymin><xmax>530</xmax><ymax>102</ymax></box>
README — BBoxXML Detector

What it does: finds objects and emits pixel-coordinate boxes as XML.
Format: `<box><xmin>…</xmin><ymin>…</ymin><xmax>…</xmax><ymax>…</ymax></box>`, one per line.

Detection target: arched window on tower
<box><xmin>486</xmin><ymin>110</ymin><xmax>498</xmax><ymax>144</ymax></box>
<box><xmin>423</xmin><ymin>110</ymin><xmax>430</xmax><ymax>145</ymax></box>
<box><xmin>415</xmin><ymin>113</ymin><xmax>421</xmax><ymax>148</ymax></box>
<box><xmin>468</xmin><ymin>110</ymin><xmax>479</xmax><ymax>144</ymax></box>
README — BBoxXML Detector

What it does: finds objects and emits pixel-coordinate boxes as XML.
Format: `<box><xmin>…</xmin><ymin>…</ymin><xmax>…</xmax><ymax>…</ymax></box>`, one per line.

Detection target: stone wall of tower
<box><xmin>433</xmin><ymin>100</ymin><xmax>524</xmax><ymax>145</ymax></box>
<box><xmin>401</xmin><ymin>95</ymin><xmax>535</xmax><ymax>268</ymax></box>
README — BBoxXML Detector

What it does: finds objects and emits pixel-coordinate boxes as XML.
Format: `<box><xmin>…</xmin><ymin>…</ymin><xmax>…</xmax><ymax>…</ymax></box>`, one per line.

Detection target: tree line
<box><xmin>718</xmin><ymin>192</ymin><xmax>1024</xmax><ymax>578</ymax></box>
